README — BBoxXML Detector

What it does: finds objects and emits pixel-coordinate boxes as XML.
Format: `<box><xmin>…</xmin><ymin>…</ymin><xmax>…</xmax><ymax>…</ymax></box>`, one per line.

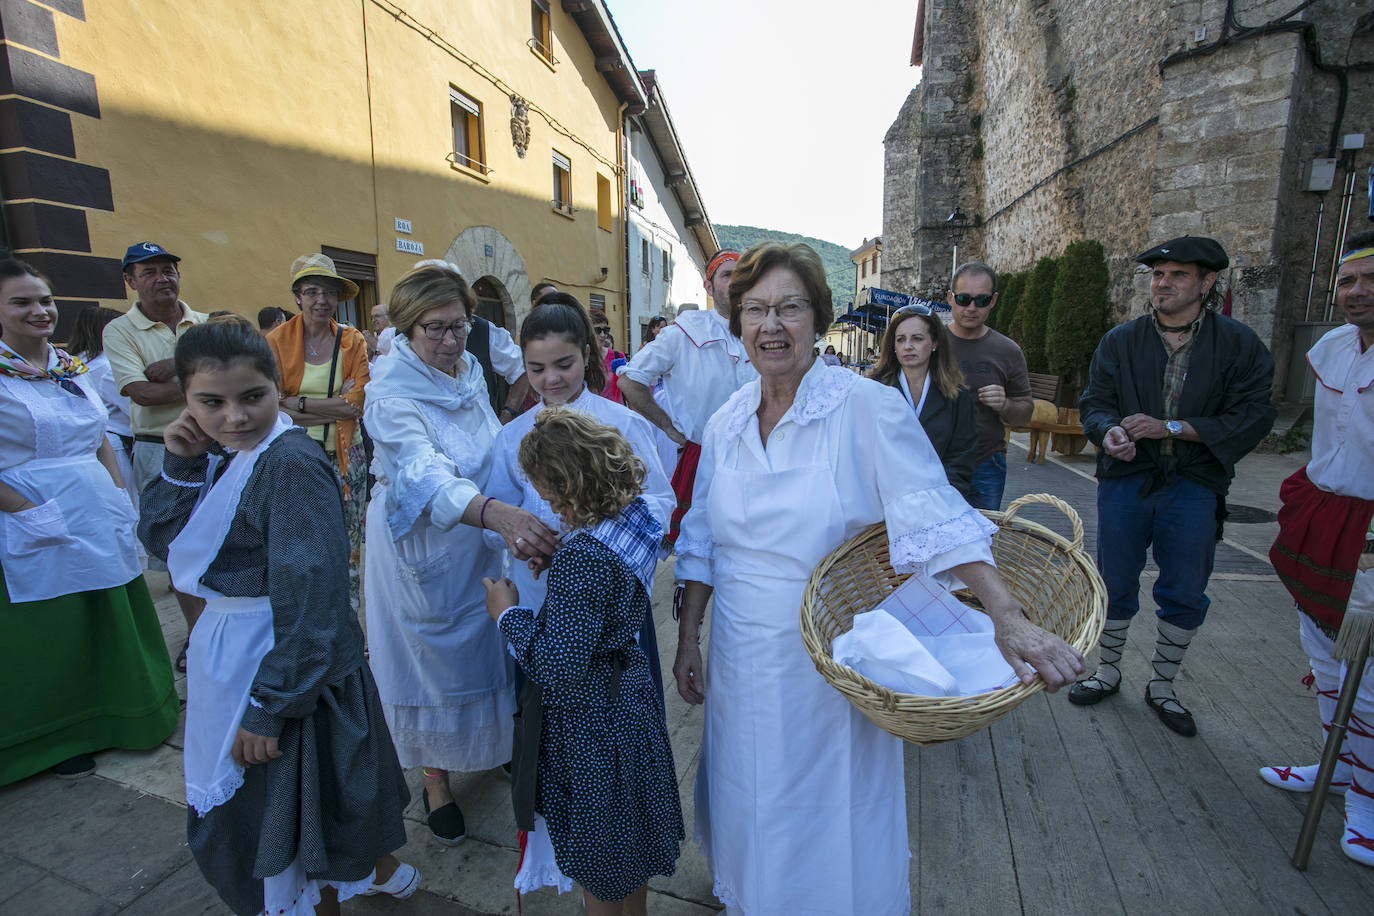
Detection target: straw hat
<box><xmin>289</xmin><ymin>253</ymin><xmax>360</xmax><ymax>300</ymax></box>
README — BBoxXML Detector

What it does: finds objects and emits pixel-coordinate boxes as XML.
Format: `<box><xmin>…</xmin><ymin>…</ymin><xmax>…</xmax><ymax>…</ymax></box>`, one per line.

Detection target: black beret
<box><xmin>1135</xmin><ymin>236</ymin><xmax>1229</xmax><ymax>272</ymax></box>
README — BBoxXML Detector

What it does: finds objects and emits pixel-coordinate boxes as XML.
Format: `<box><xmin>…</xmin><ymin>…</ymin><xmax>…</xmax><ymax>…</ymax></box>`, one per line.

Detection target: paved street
<box><xmin>5</xmin><ymin>435</ymin><xmax>1374</xmax><ymax>915</ymax></box>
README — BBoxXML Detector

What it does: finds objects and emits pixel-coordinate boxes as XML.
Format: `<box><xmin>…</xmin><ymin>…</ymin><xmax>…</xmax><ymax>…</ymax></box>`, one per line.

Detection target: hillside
<box><xmin>714</xmin><ymin>225</ymin><xmax>855</xmax><ymax>310</ymax></box>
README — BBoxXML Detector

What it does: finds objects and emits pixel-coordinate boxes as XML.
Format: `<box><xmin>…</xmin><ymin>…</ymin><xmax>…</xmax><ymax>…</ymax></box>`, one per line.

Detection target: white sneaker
<box><xmin>365</xmin><ymin>862</ymin><xmax>420</xmax><ymax>898</ymax></box>
<box><xmin>1258</xmin><ymin>763</ymin><xmax>1351</xmax><ymax>795</ymax></box>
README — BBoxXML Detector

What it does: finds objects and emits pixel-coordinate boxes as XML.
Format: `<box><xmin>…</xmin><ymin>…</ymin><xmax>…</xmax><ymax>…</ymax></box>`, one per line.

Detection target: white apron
<box><xmin>695</xmin><ymin>419</ymin><xmax>909</xmax><ymax>916</ymax></box>
<box><xmin>0</xmin><ymin>372</ymin><xmax>139</xmax><ymax>603</ymax></box>
<box><xmin>169</xmin><ymin>415</ymin><xmax>293</xmax><ymax>817</ymax></box>
<box><xmin>168</xmin><ymin>418</ymin><xmax>373</xmax><ymax>915</ymax></box>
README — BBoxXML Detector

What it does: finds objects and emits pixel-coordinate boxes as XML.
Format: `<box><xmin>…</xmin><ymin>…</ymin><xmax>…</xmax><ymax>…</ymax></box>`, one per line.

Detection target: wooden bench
<box><xmin>1027</xmin><ymin>371</ymin><xmax>1061</xmax><ymax>405</ymax></box>
<box><xmin>1026</xmin><ymin>406</ymin><xmax>1088</xmax><ymax>464</ymax></box>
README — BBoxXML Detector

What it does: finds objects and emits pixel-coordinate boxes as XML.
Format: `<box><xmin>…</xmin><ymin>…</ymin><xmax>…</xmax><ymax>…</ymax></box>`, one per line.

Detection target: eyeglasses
<box><xmin>740</xmin><ymin>298</ymin><xmax>811</xmax><ymax>324</ymax></box>
<box><xmin>417</xmin><ymin>319</ymin><xmax>471</xmax><ymax>341</ymax></box>
<box><xmin>895</xmin><ymin>302</ymin><xmax>932</xmax><ymax>316</ymax></box>
<box><xmin>952</xmin><ymin>293</ymin><xmax>995</xmax><ymax>308</ymax></box>
<box><xmin>298</xmin><ymin>285</ymin><xmax>341</xmax><ymax>301</ymax></box>
<box><xmin>592</xmin><ymin>325</ymin><xmax>612</xmax><ymax>336</ymax></box>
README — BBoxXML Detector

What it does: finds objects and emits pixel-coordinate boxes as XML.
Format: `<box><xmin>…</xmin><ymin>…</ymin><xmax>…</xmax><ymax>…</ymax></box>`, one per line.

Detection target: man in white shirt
<box><xmin>1262</xmin><ymin>231</ymin><xmax>1374</xmax><ymax>867</ymax></box>
<box><xmin>618</xmin><ymin>248</ymin><xmax>756</xmax><ymax>547</ymax></box>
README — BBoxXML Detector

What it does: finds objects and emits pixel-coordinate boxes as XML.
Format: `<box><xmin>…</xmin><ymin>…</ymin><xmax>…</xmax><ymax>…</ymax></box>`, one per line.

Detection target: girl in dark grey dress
<box><xmin>139</xmin><ymin>319</ymin><xmax>416</xmax><ymax>915</ymax></box>
<box><xmin>484</xmin><ymin>409</ymin><xmax>683</xmax><ymax>916</ymax></box>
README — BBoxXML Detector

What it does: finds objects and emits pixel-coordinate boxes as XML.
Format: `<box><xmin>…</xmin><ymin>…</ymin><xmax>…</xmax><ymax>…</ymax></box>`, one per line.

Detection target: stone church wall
<box><xmin>884</xmin><ymin>0</ymin><xmax>1374</xmax><ymax>401</ymax></box>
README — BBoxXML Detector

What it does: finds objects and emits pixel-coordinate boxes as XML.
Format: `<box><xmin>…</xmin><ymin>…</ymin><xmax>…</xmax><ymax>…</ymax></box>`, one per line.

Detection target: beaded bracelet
<box><xmin>479</xmin><ymin>495</ymin><xmax>496</xmax><ymax>529</ymax></box>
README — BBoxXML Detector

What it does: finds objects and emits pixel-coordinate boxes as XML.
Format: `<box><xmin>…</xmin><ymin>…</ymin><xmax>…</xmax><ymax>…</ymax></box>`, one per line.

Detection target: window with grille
<box><xmin>553</xmin><ymin>150</ymin><xmax>572</xmax><ymax>212</ymax></box>
<box><xmin>530</xmin><ymin>1</ymin><xmax>553</xmax><ymax>63</ymax></box>
<box><xmin>450</xmin><ymin>87</ymin><xmax>486</xmax><ymax>174</ymax></box>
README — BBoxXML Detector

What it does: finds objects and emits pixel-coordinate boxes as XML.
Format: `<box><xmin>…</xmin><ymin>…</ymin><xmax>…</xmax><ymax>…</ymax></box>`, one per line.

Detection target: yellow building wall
<box><xmin>48</xmin><ymin>0</ymin><xmax>628</xmax><ymax>331</ymax></box>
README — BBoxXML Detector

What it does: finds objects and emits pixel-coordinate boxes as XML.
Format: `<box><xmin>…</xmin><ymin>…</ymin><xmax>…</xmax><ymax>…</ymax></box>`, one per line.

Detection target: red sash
<box><xmin>1269</xmin><ymin>467</ymin><xmax>1374</xmax><ymax>629</ymax></box>
<box><xmin>665</xmin><ymin>440</ymin><xmax>702</xmax><ymax>547</ymax></box>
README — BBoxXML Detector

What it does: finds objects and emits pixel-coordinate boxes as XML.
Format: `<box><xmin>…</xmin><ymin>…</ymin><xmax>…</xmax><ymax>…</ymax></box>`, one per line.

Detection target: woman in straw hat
<box><xmin>266</xmin><ymin>254</ymin><xmax>370</xmax><ymax>612</ymax></box>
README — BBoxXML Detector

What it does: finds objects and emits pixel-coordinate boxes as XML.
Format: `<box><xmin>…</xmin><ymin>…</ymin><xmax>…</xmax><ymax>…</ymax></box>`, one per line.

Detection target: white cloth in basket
<box><xmin>832</xmin><ymin>574</ymin><xmax>1020</xmax><ymax>696</ymax></box>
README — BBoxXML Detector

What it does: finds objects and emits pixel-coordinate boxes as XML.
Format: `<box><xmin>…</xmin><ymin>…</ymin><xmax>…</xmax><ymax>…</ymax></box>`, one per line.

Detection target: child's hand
<box><xmin>526</xmin><ymin>554</ymin><xmax>551</xmax><ymax>580</ymax></box>
<box><xmin>164</xmin><ymin>409</ymin><xmax>213</xmax><ymax>457</ymax></box>
<box><xmin>483</xmin><ymin>576</ymin><xmax>519</xmax><ymax>620</ymax></box>
<box><xmin>231</xmin><ymin>727</ymin><xmax>280</xmax><ymax>767</ymax></box>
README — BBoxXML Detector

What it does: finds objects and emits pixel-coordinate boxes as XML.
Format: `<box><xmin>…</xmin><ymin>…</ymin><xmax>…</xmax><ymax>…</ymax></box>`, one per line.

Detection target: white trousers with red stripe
<box><xmin>1299</xmin><ymin>610</ymin><xmax>1374</xmax><ymax>861</ymax></box>
<box><xmin>1299</xmin><ymin>612</ymin><xmax>1368</xmax><ymax>790</ymax></box>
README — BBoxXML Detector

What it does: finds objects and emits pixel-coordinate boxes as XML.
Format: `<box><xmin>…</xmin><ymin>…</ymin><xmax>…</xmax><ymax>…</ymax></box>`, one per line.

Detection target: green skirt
<box><xmin>0</xmin><ymin>568</ymin><xmax>180</xmax><ymax>785</ymax></box>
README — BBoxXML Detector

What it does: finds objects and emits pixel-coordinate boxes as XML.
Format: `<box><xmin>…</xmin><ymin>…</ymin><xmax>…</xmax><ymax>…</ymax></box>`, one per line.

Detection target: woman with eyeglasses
<box><xmin>0</xmin><ymin>259</ymin><xmax>177</xmax><ymax>784</ymax></box>
<box><xmin>869</xmin><ymin>304</ymin><xmax>978</xmax><ymax>502</ymax></box>
<box><xmin>671</xmin><ymin>242</ymin><xmax>1083</xmax><ymax>914</ymax></box>
<box><xmin>362</xmin><ymin>264</ymin><xmax>559</xmax><ymax>847</ymax></box>
<box><xmin>266</xmin><ymin>254</ymin><xmax>370</xmax><ymax>611</ymax></box>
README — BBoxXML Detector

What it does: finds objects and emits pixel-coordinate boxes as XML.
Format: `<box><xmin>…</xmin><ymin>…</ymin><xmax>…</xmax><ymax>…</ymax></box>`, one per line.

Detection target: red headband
<box><xmin>707</xmin><ymin>250</ymin><xmax>739</xmax><ymax>280</ymax></box>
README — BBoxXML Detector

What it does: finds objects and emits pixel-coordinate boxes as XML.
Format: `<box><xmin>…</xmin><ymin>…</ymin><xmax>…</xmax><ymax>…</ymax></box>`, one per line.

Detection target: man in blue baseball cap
<box><xmin>1070</xmin><ymin>235</ymin><xmax>1276</xmax><ymax>737</ymax></box>
<box><xmin>103</xmin><ymin>242</ymin><xmax>207</xmax><ymax>671</ymax></box>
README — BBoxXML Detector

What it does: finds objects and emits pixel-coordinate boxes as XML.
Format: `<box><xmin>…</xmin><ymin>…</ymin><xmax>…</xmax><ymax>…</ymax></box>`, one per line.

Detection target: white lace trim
<box><xmin>159</xmin><ymin>471</ymin><xmax>203</xmax><ymax>488</ymax></box>
<box><xmin>712</xmin><ymin>877</ymin><xmax>741</xmax><ymax>909</ymax></box>
<box><xmin>674</xmin><ymin>535</ymin><xmax>715</xmax><ymax>561</ymax></box>
<box><xmin>0</xmin><ymin>370</ymin><xmax>106</xmax><ymax>461</ymax></box>
<box><xmin>718</xmin><ymin>362</ymin><xmax>859</xmax><ymax>441</ymax></box>
<box><xmin>386</xmin><ymin>461</ymin><xmax>452</xmax><ymax>540</ymax></box>
<box><xmin>416</xmin><ymin>401</ymin><xmax>494</xmax><ymax>479</ymax></box>
<box><xmin>890</xmin><ymin>509</ymin><xmax>997</xmax><ymax>574</ymax></box>
<box><xmin>187</xmin><ymin>767</ymin><xmax>244</xmax><ymax>818</ymax></box>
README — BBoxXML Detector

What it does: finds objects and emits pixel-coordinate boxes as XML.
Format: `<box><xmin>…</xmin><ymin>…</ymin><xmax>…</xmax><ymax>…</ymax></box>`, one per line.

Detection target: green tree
<box><xmin>1046</xmin><ymin>239</ymin><xmax>1111</xmax><ymax>401</ymax></box>
<box><xmin>995</xmin><ymin>271</ymin><xmax>1026</xmax><ymax>341</ymax></box>
<box><xmin>1019</xmin><ymin>257</ymin><xmax>1059</xmax><ymax>373</ymax></box>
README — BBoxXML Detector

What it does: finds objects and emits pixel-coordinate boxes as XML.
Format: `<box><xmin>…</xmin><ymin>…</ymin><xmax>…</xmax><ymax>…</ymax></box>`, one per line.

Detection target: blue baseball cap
<box><xmin>121</xmin><ymin>241</ymin><xmax>181</xmax><ymax>270</ymax></box>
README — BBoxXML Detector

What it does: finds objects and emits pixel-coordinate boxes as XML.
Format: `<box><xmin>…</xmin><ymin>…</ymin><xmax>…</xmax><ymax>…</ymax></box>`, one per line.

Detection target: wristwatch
<box><xmin>1165</xmin><ymin>419</ymin><xmax>1183</xmax><ymax>438</ymax></box>
<box><xmin>298</xmin><ymin>396</ymin><xmax>307</xmax><ymax>412</ymax></box>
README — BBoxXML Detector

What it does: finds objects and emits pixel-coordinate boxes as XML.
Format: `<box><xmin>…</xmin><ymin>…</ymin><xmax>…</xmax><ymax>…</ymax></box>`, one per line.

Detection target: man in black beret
<box><xmin>1070</xmin><ymin>236</ymin><xmax>1276</xmax><ymax>736</ymax></box>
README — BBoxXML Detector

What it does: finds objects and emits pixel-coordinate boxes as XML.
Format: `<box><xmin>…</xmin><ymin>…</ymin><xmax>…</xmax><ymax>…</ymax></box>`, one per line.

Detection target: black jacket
<box><xmin>1079</xmin><ymin>310</ymin><xmax>1276</xmax><ymax>497</ymax></box>
<box><xmin>887</xmin><ymin>378</ymin><xmax>978</xmax><ymax>503</ymax></box>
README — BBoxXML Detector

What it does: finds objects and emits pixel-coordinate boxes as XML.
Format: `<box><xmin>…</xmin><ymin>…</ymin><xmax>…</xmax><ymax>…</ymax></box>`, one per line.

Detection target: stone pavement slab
<box><xmin>8</xmin><ymin>435</ymin><xmax>1374</xmax><ymax>915</ymax></box>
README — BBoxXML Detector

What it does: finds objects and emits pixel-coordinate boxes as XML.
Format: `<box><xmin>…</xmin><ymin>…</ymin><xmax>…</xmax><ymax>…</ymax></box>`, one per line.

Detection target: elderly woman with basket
<box><xmin>672</xmin><ymin>243</ymin><xmax>1084</xmax><ymax>915</ymax></box>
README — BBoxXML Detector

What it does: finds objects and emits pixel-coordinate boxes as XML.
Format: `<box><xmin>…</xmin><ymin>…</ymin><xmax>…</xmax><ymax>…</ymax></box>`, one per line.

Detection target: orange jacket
<box><xmin>266</xmin><ymin>315</ymin><xmax>369</xmax><ymax>477</ymax></box>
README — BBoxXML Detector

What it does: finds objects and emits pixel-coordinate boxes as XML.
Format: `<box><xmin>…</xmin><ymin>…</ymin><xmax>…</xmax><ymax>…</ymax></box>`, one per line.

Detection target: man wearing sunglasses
<box><xmin>944</xmin><ymin>262</ymin><xmax>1033</xmax><ymax>511</ymax></box>
<box><xmin>1071</xmin><ymin>235</ymin><xmax>1275</xmax><ymax>737</ymax></box>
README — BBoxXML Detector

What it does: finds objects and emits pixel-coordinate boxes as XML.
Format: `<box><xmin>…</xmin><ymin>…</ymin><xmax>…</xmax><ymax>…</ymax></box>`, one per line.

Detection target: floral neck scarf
<box><xmin>0</xmin><ymin>341</ymin><xmax>88</xmax><ymax>397</ymax></box>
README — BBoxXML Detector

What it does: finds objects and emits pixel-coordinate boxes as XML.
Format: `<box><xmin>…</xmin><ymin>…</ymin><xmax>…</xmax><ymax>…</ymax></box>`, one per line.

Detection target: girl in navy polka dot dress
<box><xmin>483</xmin><ymin>408</ymin><xmax>683</xmax><ymax>915</ymax></box>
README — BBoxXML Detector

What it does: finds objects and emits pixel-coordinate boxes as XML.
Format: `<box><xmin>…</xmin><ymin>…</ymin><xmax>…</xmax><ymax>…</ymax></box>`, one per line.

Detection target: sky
<box><xmin>607</xmin><ymin>1</ymin><xmax>923</xmax><ymax>252</ymax></box>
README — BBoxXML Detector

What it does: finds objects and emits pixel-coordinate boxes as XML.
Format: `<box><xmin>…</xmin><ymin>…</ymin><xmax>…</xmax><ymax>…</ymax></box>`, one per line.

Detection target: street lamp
<box><xmin>947</xmin><ymin>207</ymin><xmax>968</xmax><ymax>277</ymax></box>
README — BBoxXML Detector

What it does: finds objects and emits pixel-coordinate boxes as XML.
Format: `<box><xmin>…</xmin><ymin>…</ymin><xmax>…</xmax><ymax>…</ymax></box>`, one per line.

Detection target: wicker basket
<box><xmin>799</xmin><ymin>493</ymin><xmax>1105</xmax><ymax>746</ymax></box>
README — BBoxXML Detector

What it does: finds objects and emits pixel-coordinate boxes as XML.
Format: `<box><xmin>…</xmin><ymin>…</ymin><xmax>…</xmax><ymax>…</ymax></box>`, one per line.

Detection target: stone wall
<box><xmin>977</xmin><ymin>0</ymin><xmax>1165</xmax><ymax>312</ymax></box>
<box><xmin>883</xmin><ymin>0</ymin><xmax>1374</xmax><ymax>401</ymax></box>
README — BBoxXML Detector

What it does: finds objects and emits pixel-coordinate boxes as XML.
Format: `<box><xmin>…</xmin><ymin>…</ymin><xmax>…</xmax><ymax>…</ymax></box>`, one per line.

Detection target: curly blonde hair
<box><xmin>518</xmin><ymin>408</ymin><xmax>644</xmax><ymax>529</ymax></box>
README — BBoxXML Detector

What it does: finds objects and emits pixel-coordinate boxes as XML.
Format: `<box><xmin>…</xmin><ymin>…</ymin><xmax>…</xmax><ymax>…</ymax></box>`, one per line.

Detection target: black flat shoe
<box><xmin>1145</xmin><ymin>688</ymin><xmax>1197</xmax><ymax>737</ymax></box>
<box><xmin>422</xmin><ymin>789</ymin><xmax>466</xmax><ymax>846</ymax></box>
<box><xmin>1068</xmin><ymin>676</ymin><xmax>1120</xmax><ymax>706</ymax></box>
<box><xmin>50</xmin><ymin>753</ymin><xmax>95</xmax><ymax>779</ymax></box>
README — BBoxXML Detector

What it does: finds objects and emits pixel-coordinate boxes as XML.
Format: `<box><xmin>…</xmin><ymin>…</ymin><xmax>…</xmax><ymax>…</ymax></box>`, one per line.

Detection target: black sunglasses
<box><xmin>952</xmin><ymin>293</ymin><xmax>995</xmax><ymax>308</ymax></box>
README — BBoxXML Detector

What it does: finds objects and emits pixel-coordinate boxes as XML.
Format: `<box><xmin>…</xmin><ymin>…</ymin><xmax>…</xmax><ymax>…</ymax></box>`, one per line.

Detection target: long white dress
<box><xmin>676</xmin><ymin>358</ymin><xmax>997</xmax><ymax>916</ymax></box>
<box><xmin>363</xmin><ymin>337</ymin><xmax>514</xmax><ymax>771</ymax></box>
<box><xmin>482</xmin><ymin>384</ymin><xmax>675</xmax><ymax>613</ymax></box>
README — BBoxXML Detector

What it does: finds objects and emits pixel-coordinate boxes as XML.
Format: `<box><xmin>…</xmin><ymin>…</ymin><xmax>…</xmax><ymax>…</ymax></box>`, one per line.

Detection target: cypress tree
<box><xmin>997</xmin><ymin>271</ymin><xmax>1026</xmax><ymax>342</ymax></box>
<box><xmin>1046</xmin><ymin>239</ymin><xmax>1111</xmax><ymax>401</ymax></box>
<box><xmin>1019</xmin><ymin>257</ymin><xmax>1059</xmax><ymax>373</ymax></box>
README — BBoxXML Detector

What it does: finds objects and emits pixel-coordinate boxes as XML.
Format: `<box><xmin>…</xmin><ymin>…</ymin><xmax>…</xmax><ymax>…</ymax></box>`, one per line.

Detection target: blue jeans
<box><xmin>969</xmin><ymin>452</ymin><xmax>1007</xmax><ymax>511</ymax></box>
<box><xmin>1096</xmin><ymin>475</ymin><xmax>1218</xmax><ymax>630</ymax></box>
